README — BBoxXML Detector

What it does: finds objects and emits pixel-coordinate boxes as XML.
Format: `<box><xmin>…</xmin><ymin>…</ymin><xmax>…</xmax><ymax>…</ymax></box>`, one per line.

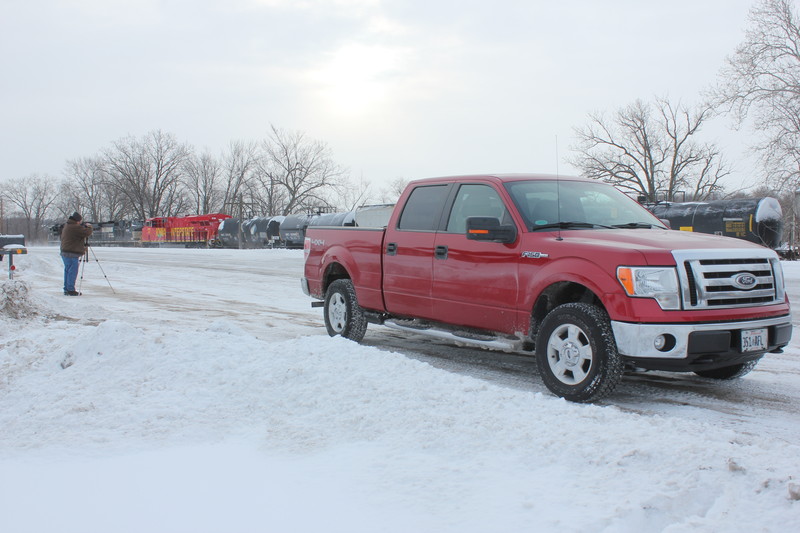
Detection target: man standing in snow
<box><xmin>60</xmin><ymin>211</ymin><xmax>92</xmax><ymax>296</ymax></box>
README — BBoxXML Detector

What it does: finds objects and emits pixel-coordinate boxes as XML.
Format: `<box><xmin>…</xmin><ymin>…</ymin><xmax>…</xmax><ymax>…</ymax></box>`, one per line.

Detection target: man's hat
<box><xmin>69</xmin><ymin>211</ymin><xmax>82</xmax><ymax>221</ymax></box>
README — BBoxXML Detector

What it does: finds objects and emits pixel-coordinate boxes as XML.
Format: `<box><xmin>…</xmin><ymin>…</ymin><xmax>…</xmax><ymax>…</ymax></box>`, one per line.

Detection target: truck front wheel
<box><xmin>324</xmin><ymin>279</ymin><xmax>367</xmax><ymax>342</ymax></box>
<box><xmin>535</xmin><ymin>303</ymin><xmax>623</xmax><ymax>402</ymax></box>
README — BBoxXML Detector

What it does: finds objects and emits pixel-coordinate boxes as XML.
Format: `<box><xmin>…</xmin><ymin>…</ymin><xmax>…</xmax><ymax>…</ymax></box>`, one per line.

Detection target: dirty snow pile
<box><xmin>0</xmin><ymin>247</ymin><xmax>798</xmax><ymax>533</ymax></box>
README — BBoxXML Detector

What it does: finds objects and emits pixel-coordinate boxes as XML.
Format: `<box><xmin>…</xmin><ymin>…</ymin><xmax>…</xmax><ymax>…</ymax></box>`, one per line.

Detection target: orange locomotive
<box><xmin>141</xmin><ymin>214</ymin><xmax>231</xmax><ymax>247</ymax></box>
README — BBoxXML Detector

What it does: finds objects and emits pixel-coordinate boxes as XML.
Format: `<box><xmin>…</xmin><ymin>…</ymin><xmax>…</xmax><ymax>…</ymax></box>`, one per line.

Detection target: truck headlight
<box><xmin>617</xmin><ymin>266</ymin><xmax>680</xmax><ymax>310</ymax></box>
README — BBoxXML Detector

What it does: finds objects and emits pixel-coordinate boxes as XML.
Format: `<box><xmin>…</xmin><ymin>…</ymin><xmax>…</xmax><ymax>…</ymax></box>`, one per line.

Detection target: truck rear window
<box><xmin>397</xmin><ymin>185</ymin><xmax>450</xmax><ymax>231</ymax></box>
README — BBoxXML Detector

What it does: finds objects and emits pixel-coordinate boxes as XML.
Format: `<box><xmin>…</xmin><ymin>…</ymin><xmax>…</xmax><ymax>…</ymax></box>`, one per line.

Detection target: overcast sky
<box><xmin>1</xmin><ymin>0</ymin><xmax>763</xmax><ymax>192</ymax></box>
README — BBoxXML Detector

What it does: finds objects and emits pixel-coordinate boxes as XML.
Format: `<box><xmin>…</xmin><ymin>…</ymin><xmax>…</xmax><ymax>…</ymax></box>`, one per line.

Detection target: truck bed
<box><xmin>304</xmin><ymin>226</ymin><xmax>386</xmax><ymax>312</ymax></box>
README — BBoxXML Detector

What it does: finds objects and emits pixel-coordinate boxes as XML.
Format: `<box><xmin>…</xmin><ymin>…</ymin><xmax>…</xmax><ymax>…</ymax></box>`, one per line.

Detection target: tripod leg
<box><xmin>88</xmin><ymin>246</ymin><xmax>116</xmax><ymax>294</ymax></box>
<box><xmin>78</xmin><ymin>250</ymin><xmax>88</xmax><ymax>294</ymax></box>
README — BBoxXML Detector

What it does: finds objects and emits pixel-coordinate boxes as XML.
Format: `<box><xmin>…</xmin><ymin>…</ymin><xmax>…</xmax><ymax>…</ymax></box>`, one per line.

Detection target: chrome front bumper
<box><xmin>611</xmin><ymin>316</ymin><xmax>792</xmax><ymax>359</ymax></box>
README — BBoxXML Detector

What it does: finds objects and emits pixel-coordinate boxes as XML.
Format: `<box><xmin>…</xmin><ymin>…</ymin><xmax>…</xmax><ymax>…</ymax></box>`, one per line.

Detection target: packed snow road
<box><xmin>2</xmin><ymin>246</ymin><xmax>799</xmax><ymax>532</ymax></box>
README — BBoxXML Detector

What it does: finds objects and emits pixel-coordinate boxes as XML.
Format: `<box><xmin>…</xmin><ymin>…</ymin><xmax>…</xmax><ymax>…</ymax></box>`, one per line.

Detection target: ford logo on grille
<box><xmin>732</xmin><ymin>273</ymin><xmax>758</xmax><ymax>290</ymax></box>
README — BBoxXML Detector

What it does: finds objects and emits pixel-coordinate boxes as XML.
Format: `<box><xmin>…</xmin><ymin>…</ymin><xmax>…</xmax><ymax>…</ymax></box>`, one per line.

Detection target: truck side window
<box><xmin>397</xmin><ymin>185</ymin><xmax>450</xmax><ymax>231</ymax></box>
<box><xmin>445</xmin><ymin>184</ymin><xmax>511</xmax><ymax>234</ymax></box>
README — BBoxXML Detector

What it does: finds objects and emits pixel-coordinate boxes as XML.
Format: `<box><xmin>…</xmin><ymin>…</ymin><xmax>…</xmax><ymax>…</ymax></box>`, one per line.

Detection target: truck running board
<box><xmin>383</xmin><ymin>320</ymin><xmax>525</xmax><ymax>353</ymax></box>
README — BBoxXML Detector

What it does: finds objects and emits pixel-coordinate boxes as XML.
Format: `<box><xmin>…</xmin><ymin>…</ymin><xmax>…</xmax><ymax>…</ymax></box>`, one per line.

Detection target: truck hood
<box><xmin>547</xmin><ymin>228</ymin><xmax>775</xmax><ymax>265</ymax></box>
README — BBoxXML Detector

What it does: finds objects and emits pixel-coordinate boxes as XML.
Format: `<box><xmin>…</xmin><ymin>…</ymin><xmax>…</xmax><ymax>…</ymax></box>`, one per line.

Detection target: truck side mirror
<box><xmin>466</xmin><ymin>217</ymin><xmax>517</xmax><ymax>244</ymax></box>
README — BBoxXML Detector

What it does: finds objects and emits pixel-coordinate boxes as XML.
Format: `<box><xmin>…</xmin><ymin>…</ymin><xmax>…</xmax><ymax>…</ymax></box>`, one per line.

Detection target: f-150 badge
<box><xmin>521</xmin><ymin>251</ymin><xmax>549</xmax><ymax>259</ymax></box>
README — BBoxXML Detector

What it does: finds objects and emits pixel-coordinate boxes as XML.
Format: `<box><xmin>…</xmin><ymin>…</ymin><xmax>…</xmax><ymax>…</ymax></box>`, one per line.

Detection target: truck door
<box><xmin>382</xmin><ymin>183</ymin><xmax>451</xmax><ymax>320</ymax></box>
<box><xmin>432</xmin><ymin>183</ymin><xmax>521</xmax><ymax>334</ymax></box>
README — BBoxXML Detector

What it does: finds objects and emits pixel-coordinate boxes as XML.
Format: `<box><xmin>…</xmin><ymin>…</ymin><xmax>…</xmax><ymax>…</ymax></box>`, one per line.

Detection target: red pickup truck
<box><xmin>302</xmin><ymin>174</ymin><xmax>792</xmax><ymax>402</ymax></box>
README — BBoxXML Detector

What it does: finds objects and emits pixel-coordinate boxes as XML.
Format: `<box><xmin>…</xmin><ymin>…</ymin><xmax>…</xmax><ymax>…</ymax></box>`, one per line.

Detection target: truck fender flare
<box><xmin>523</xmin><ymin>258</ymin><xmax>621</xmax><ymax>338</ymax></box>
<box><xmin>526</xmin><ymin>258</ymin><xmax>619</xmax><ymax>305</ymax></box>
<box><xmin>320</xmin><ymin>244</ymin><xmax>360</xmax><ymax>291</ymax></box>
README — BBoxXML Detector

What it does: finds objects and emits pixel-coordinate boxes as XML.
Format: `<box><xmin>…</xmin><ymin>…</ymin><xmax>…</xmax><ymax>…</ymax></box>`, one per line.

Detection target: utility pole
<box><xmin>237</xmin><ymin>194</ymin><xmax>244</xmax><ymax>250</ymax></box>
<box><xmin>789</xmin><ymin>189</ymin><xmax>800</xmax><ymax>259</ymax></box>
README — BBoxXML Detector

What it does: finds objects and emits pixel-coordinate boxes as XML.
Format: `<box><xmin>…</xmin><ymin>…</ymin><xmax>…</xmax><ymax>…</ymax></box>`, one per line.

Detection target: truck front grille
<box><xmin>674</xmin><ymin>250</ymin><xmax>784</xmax><ymax>310</ymax></box>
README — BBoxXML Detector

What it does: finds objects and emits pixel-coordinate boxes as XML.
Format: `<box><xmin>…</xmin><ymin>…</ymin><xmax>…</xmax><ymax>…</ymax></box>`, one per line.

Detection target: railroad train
<box><xmin>217</xmin><ymin>205</ymin><xmax>394</xmax><ymax>249</ymax></box>
<box><xmin>644</xmin><ymin>197</ymin><xmax>784</xmax><ymax>250</ymax></box>
<box><xmin>47</xmin><ymin>198</ymin><xmax>786</xmax><ymax>255</ymax></box>
<box><xmin>49</xmin><ymin>214</ymin><xmax>231</xmax><ymax>248</ymax></box>
<box><xmin>47</xmin><ymin>205</ymin><xmax>395</xmax><ymax>249</ymax></box>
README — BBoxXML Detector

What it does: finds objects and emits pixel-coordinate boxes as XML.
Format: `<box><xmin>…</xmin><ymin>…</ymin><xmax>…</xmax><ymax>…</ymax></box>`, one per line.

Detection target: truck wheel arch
<box><xmin>323</xmin><ymin>262</ymin><xmax>351</xmax><ymax>293</ymax></box>
<box><xmin>529</xmin><ymin>281</ymin><xmax>605</xmax><ymax>346</ymax></box>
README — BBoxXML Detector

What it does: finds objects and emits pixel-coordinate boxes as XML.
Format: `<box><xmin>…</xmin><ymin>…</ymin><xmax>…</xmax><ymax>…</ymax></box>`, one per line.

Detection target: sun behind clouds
<box><xmin>310</xmin><ymin>43</ymin><xmax>408</xmax><ymax>117</ymax></box>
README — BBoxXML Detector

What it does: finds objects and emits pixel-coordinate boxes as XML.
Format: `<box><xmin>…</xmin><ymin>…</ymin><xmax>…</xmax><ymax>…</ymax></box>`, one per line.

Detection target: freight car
<box><xmin>308</xmin><ymin>210</ymin><xmax>356</xmax><ymax>227</ymax></box>
<box><xmin>88</xmin><ymin>220</ymin><xmax>142</xmax><ymax>246</ymax></box>
<box><xmin>49</xmin><ymin>220</ymin><xmax>141</xmax><ymax>246</ymax></box>
<box><xmin>353</xmin><ymin>204</ymin><xmax>395</xmax><ymax>228</ymax></box>
<box><xmin>646</xmin><ymin>197</ymin><xmax>783</xmax><ymax>250</ymax></box>
<box><xmin>217</xmin><ymin>218</ymin><xmax>241</xmax><ymax>248</ymax></box>
<box><xmin>280</xmin><ymin>209</ymin><xmax>360</xmax><ymax>249</ymax></box>
<box><xmin>279</xmin><ymin>214</ymin><xmax>316</xmax><ymax>249</ymax></box>
<box><xmin>141</xmin><ymin>213</ymin><xmax>231</xmax><ymax>247</ymax></box>
<box><xmin>246</xmin><ymin>216</ymin><xmax>285</xmax><ymax>248</ymax></box>
<box><xmin>278</xmin><ymin>205</ymin><xmax>395</xmax><ymax>249</ymax></box>
<box><xmin>217</xmin><ymin>216</ymin><xmax>287</xmax><ymax>248</ymax></box>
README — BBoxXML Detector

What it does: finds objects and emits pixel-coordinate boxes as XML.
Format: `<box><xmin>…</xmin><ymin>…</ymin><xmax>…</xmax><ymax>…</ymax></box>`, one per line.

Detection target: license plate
<box><xmin>741</xmin><ymin>328</ymin><xmax>768</xmax><ymax>352</ymax></box>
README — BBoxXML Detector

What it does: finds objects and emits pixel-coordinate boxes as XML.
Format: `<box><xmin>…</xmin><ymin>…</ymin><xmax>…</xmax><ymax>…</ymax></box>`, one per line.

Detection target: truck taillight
<box><xmin>304</xmin><ymin>237</ymin><xmax>311</xmax><ymax>260</ymax></box>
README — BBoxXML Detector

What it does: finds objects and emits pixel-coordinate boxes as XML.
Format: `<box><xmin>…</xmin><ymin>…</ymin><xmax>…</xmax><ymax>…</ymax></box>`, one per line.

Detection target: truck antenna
<box><xmin>555</xmin><ymin>135</ymin><xmax>560</xmax><ymax>177</ymax></box>
<box><xmin>556</xmin><ymin>135</ymin><xmax>563</xmax><ymax>241</ymax></box>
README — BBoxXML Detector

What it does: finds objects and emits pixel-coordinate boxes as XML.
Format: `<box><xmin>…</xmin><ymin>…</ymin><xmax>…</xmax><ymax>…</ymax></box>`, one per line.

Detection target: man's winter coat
<box><xmin>60</xmin><ymin>219</ymin><xmax>93</xmax><ymax>255</ymax></box>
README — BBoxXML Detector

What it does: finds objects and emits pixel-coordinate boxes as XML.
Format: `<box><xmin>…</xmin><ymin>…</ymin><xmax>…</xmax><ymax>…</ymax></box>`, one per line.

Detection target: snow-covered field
<box><xmin>1</xmin><ymin>246</ymin><xmax>798</xmax><ymax>533</ymax></box>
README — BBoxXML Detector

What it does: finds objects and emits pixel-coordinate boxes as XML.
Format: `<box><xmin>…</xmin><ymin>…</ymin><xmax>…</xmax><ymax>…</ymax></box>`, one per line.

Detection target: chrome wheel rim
<box><xmin>328</xmin><ymin>292</ymin><xmax>348</xmax><ymax>333</ymax></box>
<box><xmin>546</xmin><ymin>323</ymin><xmax>593</xmax><ymax>385</ymax></box>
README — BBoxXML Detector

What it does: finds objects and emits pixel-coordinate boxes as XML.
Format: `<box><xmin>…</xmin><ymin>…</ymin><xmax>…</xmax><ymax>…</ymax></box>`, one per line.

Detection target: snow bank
<box><xmin>0</xmin><ymin>280</ymin><xmax>43</xmax><ymax>319</ymax></box>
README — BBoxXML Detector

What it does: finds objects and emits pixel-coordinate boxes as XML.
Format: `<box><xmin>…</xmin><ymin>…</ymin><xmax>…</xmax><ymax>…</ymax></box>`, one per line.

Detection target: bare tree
<box><xmin>378</xmin><ymin>177</ymin><xmax>410</xmax><ymax>204</ymax></box>
<box><xmin>251</xmin><ymin>163</ymin><xmax>287</xmax><ymax>217</ymax></box>
<box><xmin>103</xmin><ymin>130</ymin><xmax>192</xmax><ymax>219</ymax></box>
<box><xmin>261</xmin><ymin>125</ymin><xmax>347</xmax><ymax>215</ymax></box>
<box><xmin>0</xmin><ymin>174</ymin><xmax>60</xmax><ymax>242</ymax></box>
<box><xmin>570</xmin><ymin>97</ymin><xmax>730</xmax><ymax>201</ymax></box>
<box><xmin>710</xmin><ymin>0</ymin><xmax>800</xmax><ymax>192</ymax></box>
<box><xmin>220</xmin><ymin>140</ymin><xmax>260</xmax><ymax>212</ymax></box>
<box><xmin>63</xmin><ymin>156</ymin><xmax>110</xmax><ymax>221</ymax></box>
<box><xmin>184</xmin><ymin>150</ymin><xmax>223</xmax><ymax>214</ymax></box>
<box><xmin>333</xmin><ymin>173</ymin><xmax>372</xmax><ymax>211</ymax></box>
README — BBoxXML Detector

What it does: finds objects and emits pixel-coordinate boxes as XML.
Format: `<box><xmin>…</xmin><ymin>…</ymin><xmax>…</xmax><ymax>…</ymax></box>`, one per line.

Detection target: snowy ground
<box><xmin>1</xmin><ymin>246</ymin><xmax>798</xmax><ymax>533</ymax></box>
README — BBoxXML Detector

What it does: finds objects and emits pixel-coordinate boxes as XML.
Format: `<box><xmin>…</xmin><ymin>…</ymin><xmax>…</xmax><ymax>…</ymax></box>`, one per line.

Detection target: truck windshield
<box><xmin>504</xmin><ymin>180</ymin><xmax>668</xmax><ymax>232</ymax></box>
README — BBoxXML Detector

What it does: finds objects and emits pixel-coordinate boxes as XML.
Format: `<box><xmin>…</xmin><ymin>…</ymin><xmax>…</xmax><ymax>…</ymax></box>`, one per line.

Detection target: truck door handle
<box><xmin>435</xmin><ymin>245</ymin><xmax>448</xmax><ymax>260</ymax></box>
<box><xmin>386</xmin><ymin>242</ymin><xmax>398</xmax><ymax>256</ymax></box>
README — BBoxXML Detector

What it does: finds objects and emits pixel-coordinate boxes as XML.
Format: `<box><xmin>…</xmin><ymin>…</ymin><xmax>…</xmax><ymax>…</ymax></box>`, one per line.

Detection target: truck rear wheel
<box><xmin>535</xmin><ymin>302</ymin><xmax>623</xmax><ymax>402</ymax></box>
<box><xmin>324</xmin><ymin>279</ymin><xmax>367</xmax><ymax>342</ymax></box>
<box><xmin>694</xmin><ymin>359</ymin><xmax>759</xmax><ymax>380</ymax></box>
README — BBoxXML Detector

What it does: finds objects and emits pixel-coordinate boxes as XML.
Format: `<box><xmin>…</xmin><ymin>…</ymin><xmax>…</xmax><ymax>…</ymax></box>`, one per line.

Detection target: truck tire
<box><xmin>535</xmin><ymin>302</ymin><xmax>623</xmax><ymax>402</ymax></box>
<box><xmin>694</xmin><ymin>359</ymin><xmax>759</xmax><ymax>380</ymax></box>
<box><xmin>324</xmin><ymin>279</ymin><xmax>368</xmax><ymax>342</ymax></box>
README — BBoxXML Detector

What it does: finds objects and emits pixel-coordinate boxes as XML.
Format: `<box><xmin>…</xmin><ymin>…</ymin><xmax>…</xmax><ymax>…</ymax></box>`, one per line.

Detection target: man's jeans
<box><xmin>61</xmin><ymin>253</ymin><xmax>80</xmax><ymax>292</ymax></box>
